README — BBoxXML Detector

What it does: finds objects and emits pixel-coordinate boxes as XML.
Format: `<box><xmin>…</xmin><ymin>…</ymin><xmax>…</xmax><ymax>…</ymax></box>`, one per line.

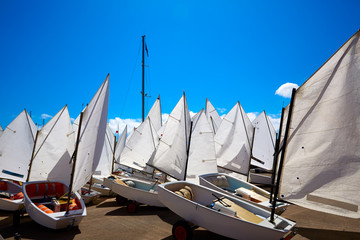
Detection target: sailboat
<box><xmin>0</xmin><ymin>110</ymin><xmax>37</xmax><ymax>211</ymax></box>
<box><xmin>83</xmin><ymin>124</ymin><xmax>115</xmax><ymax>199</ymax></box>
<box><xmin>185</xmin><ymin>109</ymin><xmax>218</xmax><ymax>183</ymax></box>
<box><xmin>158</xmin><ymin>181</ymin><xmax>296</xmax><ymax>240</ymax></box>
<box><xmin>272</xmin><ymin>30</ymin><xmax>360</xmax><ymax>219</ymax></box>
<box><xmin>109</xmin><ymin>96</ymin><xmax>165</xmax><ymax>211</ymax></box>
<box><xmin>249</xmin><ymin>111</ymin><xmax>277</xmax><ymax>185</ymax></box>
<box><xmin>22</xmin><ymin>75</ymin><xmax>109</xmax><ymax>229</ymax></box>
<box><xmin>199</xmin><ymin>102</ymin><xmax>288</xmax><ymax>213</ymax></box>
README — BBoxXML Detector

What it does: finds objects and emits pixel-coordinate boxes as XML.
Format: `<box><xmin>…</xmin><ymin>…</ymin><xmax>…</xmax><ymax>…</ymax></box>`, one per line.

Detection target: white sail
<box><xmin>0</xmin><ymin>110</ymin><xmax>37</xmax><ymax>182</ymax></box>
<box><xmin>94</xmin><ymin>124</ymin><xmax>115</xmax><ymax>177</ymax></box>
<box><xmin>279</xmin><ymin>30</ymin><xmax>360</xmax><ymax>218</ymax></box>
<box><xmin>186</xmin><ymin>109</ymin><xmax>217</xmax><ymax>182</ymax></box>
<box><xmin>72</xmin><ymin>75</ymin><xmax>109</xmax><ymax>192</ymax></box>
<box><xmin>205</xmin><ymin>98</ymin><xmax>222</xmax><ymax>134</ymax></box>
<box><xmin>28</xmin><ymin>106</ymin><xmax>75</xmax><ymax>185</ymax></box>
<box><xmin>250</xmin><ymin>111</ymin><xmax>276</xmax><ymax>170</ymax></box>
<box><xmin>151</xmin><ymin>93</ymin><xmax>191</xmax><ymax>180</ymax></box>
<box><xmin>214</xmin><ymin>102</ymin><xmax>254</xmax><ymax>176</ymax></box>
<box><xmin>147</xmin><ymin>96</ymin><xmax>162</xmax><ymax>132</ymax></box>
<box><xmin>114</xmin><ymin>126</ymin><xmax>127</xmax><ymax>165</ymax></box>
<box><xmin>119</xmin><ymin>117</ymin><xmax>159</xmax><ymax>172</ymax></box>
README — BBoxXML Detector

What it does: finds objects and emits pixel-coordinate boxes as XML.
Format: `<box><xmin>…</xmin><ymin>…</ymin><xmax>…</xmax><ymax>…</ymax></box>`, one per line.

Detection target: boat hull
<box><xmin>23</xmin><ymin>181</ymin><xmax>87</xmax><ymax>229</ymax></box>
<box><xmin>199</xmin><ymin>173</ymin><xmax>288</xmax><ymax>214</ymax></box>
<box><xmin>0</xmin><ymin>180</ymin><xmax>24</xmax><ymax>211</ymax></box>
<box><xmin>111</xmin><ymin>178</ymin><xmax>164</xmax><ymax>207</ymax></box>
<box><xmin>158</xmin><ymin>181</ymin><xmax>295</xmax><ymax>240</ymax></box>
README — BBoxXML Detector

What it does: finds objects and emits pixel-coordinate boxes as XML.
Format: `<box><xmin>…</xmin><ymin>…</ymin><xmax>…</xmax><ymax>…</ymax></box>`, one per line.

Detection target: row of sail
<box><xmin>0</xmin><ymin>75</ymin><xmax>110</xmax><ymax>194</ymax></box>
<box><xmin>0</xmin><ymin>93</ymin><xmax>276</xmax><ymax>188</ymax></box>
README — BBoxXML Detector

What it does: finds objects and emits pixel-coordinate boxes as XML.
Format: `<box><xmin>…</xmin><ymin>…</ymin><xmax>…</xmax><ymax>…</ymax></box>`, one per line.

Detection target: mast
<box><xmin>270</xmin><ymin>88</ymin><xmax>296</xmax><ymax>222</ymax></box>
<box><xmin>66</xmin><ymin>112</ymin><xmax>84</xmax><ymax>214</ymax></box>
<box><xmin>142</xmin><ymin>35</ymin><xmax>145</xmax><ymax>122</ymax></box>
<box><xmin>269</xmin><ymin>107</ymin><xmax>285</xmax><ymax>203</ymax></box>
<box><xmin>26</xmin><ymin>130</ymin><xmax>39</xmax><ymax>182</ymax></box>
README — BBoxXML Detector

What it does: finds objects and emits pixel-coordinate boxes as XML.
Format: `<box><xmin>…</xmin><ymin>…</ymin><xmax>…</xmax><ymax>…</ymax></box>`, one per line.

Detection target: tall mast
<box><xmin>66</xmin><ymin>112</ymin><xmax>84</xmax><ymax>214</ymax></box>
<box><xmin>270</xmin><ymin>88</ymin><xmax>296</xmax><ymax>222</ymax></box>
<box><xmin>142</xmin><ymin>35</ymin><xmax>145</xmax><ymax>122</ymax></box>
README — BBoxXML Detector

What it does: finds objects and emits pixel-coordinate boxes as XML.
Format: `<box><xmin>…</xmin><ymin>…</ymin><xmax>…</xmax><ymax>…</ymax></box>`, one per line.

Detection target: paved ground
<box><xmin>0</xmin><ymin>196</ymin><xmax>359</xmax><ymax>240</ymax></box>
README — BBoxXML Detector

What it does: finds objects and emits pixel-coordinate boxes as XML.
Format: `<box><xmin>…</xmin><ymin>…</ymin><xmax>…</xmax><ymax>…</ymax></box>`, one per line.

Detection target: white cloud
<box><xmin>108</xmin><ymin>117</ymin><xmax>141</xmax><ymax>135</ymax></box>
<box><xmin>268</xmin><ymin>115</ymin><xmax>281</xmax><ymax>132</ymax></box>
<box><xmin>41</xmin><ymin>113</ymin><xmax>53</xmax><ymax>119</ymax></box>
<box><xmin>217</xmin><ymin>107</ymin><xmax>226</xmax><ymax>114</ymax></box>
<box><xmin>247</xmin><ymin>112</ymin><xmax>258</xmax><ymax>122</ymax></box>
<box><xmin>275</xmin><ymin>83</ymin><xmax>299</xmax><ymax>98</ymax></box>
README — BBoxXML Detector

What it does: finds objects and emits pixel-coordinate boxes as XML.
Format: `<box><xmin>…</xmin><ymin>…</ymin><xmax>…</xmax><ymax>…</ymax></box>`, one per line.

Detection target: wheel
<box><xmin>116</xmin><ymin>195</ymin><xmax>128</xmax><ymax>205</ymax></box>
<box><xmin>127</xmin><ymin>201</ymin><xmax>137</xmax><ymax>213</ymax></box>
<box><xmin>172</xmin><ymin>220</ymin><xmax>193</xmax><ymax>240</ymax></box>
<box><xmin>13</xmin><ymin>210</ymin><xmax>21</xmax><ymax>227</ymax></box>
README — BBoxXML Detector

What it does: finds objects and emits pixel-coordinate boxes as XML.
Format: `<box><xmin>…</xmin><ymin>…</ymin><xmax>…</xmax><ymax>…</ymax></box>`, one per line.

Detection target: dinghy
<box><xmin>157</xmin><ymin>181</ymin><xmax>296</xmax><ymax>240</ymax></box>
<box><xmin>23</xmin><ymin>181</ymin><xmax>85</xmax><ymax>229</ymax></box>
<box><xmin>23</xmin><ymin>75</ymin><xmax>109</xmax><ymax>229</ymax></box>
<box><xmin>110</xmin><ymin>97</ymin><xmax>164</xmax><ymax>210</ymax></box>
<box><xmin>199</xmin><ymin>173</ymin><xmax>288</xmax><ymax>214</ymax></box>
<box><xmin>0</xmin><ymin>180</ymin><xmax>24</xmax><ymax>211</ymax></box>
<box><xmin>0</xmin><ymin>109</ymin><xmax>37</xmax><ymax>211</ymax></box>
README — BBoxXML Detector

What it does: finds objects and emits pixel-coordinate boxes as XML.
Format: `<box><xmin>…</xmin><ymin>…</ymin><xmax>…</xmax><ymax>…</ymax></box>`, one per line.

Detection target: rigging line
<box><xmin>24</xmin><ymin>109</ymin><xmax>36</xmax><ymax>141</ymax></box>
<box><xmin>264</xmin><ymin>111</ymin><xmax>276</xmax><ymax>149</ymax></box>
<box><xmin>238</xmin><ymin>102</ymin><xmax>252</xmax><ymax>147</ymax></box>
<box><xmin>32</xmin><ymin>106</ymin><xmax>67</xmax><ymax>160</ymax></box>
<box><xmin>119</xmin><ymin>40</ymin><xmax>142</xmax><ymax>118</ymax></box>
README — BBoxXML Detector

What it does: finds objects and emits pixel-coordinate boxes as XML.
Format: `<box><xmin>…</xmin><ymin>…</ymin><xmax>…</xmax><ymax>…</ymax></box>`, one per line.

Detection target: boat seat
<box><xmin>214</xmin><ymin>198</ymin><xmax>263</xmax><ymax>224</ymax></box>
<box><xmin>14</xmin><ymin>192</ymin><xmax>24</xmax><ymax>199</ymax></box>
<box><xmin>235</xmin><ymin>187</ymin><xmax>268</xmax><ymax>203</ymax></box>
<box><xmin>36</xmin><ymin>203</ymin><xmax>54</xmax><ymax>214</ymax></box>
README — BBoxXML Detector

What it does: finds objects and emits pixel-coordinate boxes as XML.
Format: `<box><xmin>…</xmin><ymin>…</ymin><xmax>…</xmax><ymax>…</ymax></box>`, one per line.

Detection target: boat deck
<box><xmin>0</xmin><ymin>196</ymin><xmax>359</xmax><ymax>240</ymax></box>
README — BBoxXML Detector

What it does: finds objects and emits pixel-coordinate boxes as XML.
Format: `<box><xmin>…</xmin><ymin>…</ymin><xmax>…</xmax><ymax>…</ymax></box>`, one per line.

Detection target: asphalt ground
<box><xmin>0</xmin><ymin>196</ymin><xmax>359</xmax><ymax>240</ymax></box>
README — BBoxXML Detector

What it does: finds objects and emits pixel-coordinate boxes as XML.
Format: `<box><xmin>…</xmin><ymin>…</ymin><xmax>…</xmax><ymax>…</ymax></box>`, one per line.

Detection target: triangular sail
<box><xmin>114</xmin><ymin>126</ymin><xmax>127</xmax><ymax>164</ymax></box>
<box><xmin>0</xmin><ymin>110</ymin><xmax>37</xmax><ymax>182</ymax></box>
<box><xmin>250</xmin><ymin>111</ymin><xmax>276</xmax><ymax>170</ymax></box>
<box><xmin>28</xmin><ymin>106</ymin><xmax>75</xmax><ymax>184</ymax></box>
<box><xmin>94</xmin><ymin>124</ymin><xmax>115</xmax><ymax>177</ymax></box>
<box><xmin>119</xmin><ymin>117</ymin><xmax>159</xmax><ymax>172</ymax></box>
<box><xmin>214</xmin><ymin>102</ymin><xmax>254</xmax><ymax>176</ymax></box>
<box><xmin>205</xmin><ymin>98</ymin><xmax>222</xmax><ymax>134</ymax></box>
<box><xmin>72</xmin><ymin>75</ymin><xmax>109</xmax><ymax>192</ymax></box>
<box><xmin>147</xmin><ymin>96</ymin><xmax>162</xmax><ymax>132</ymax></box>
<box><xmin>279</xmin><ymin>31</ymin><xmax>360</xmax><ymax>218</ymax></box>
<box><xmin>186</xmin><ymin>109</ymin><xmax>217</xmax><ymax>182</ymax></box>
<box><xmin>150</xmin><ymin>93</ymin><xmax>191</xmax><ymax>180</ymax></box>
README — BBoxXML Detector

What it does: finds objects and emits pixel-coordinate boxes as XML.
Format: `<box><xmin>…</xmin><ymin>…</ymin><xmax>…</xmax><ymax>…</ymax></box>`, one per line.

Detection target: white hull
<box><xmin>111</xmin><ymin>178</ymin><xmax>164</xmax><ymax>207</ymax></box>
<box><xmin>199</xmin><ymin>173</ymin><xmax>288</xmax><ymax>214</ymax></box>
<box><xmin>158</xmin><ymin>181</ymin><xmax>295</xmax><ymax>240</ymax></box>
<box><xmin>83</xmin><ymin>183</ymin><xmax>113</xmax><ymax>196</ymax></box>
<box><xmin>249</xmin><ymin>172</ymin><xmax>272</xmax><ymax>185</ymax></box>
<box><xmin>80</xmin><ymin>188</ymin><xmax>101</xmax><ymax>204</ymax></box>
<box><xmin>0</xmin><ymin>180</ymin><xmax>24</xmax><ymax>211</ymax></box>
<box><xmin>23</xmin><ymin>181</ymin><xmax>86</xmax><ymax>229</ymax></box>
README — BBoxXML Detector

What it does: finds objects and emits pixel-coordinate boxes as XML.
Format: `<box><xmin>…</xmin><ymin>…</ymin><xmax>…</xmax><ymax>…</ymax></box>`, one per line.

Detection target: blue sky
<box><xmin>1</xmin><ymin>1</ymin><xmax>359</xmax><ymax>132</ymax></box>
